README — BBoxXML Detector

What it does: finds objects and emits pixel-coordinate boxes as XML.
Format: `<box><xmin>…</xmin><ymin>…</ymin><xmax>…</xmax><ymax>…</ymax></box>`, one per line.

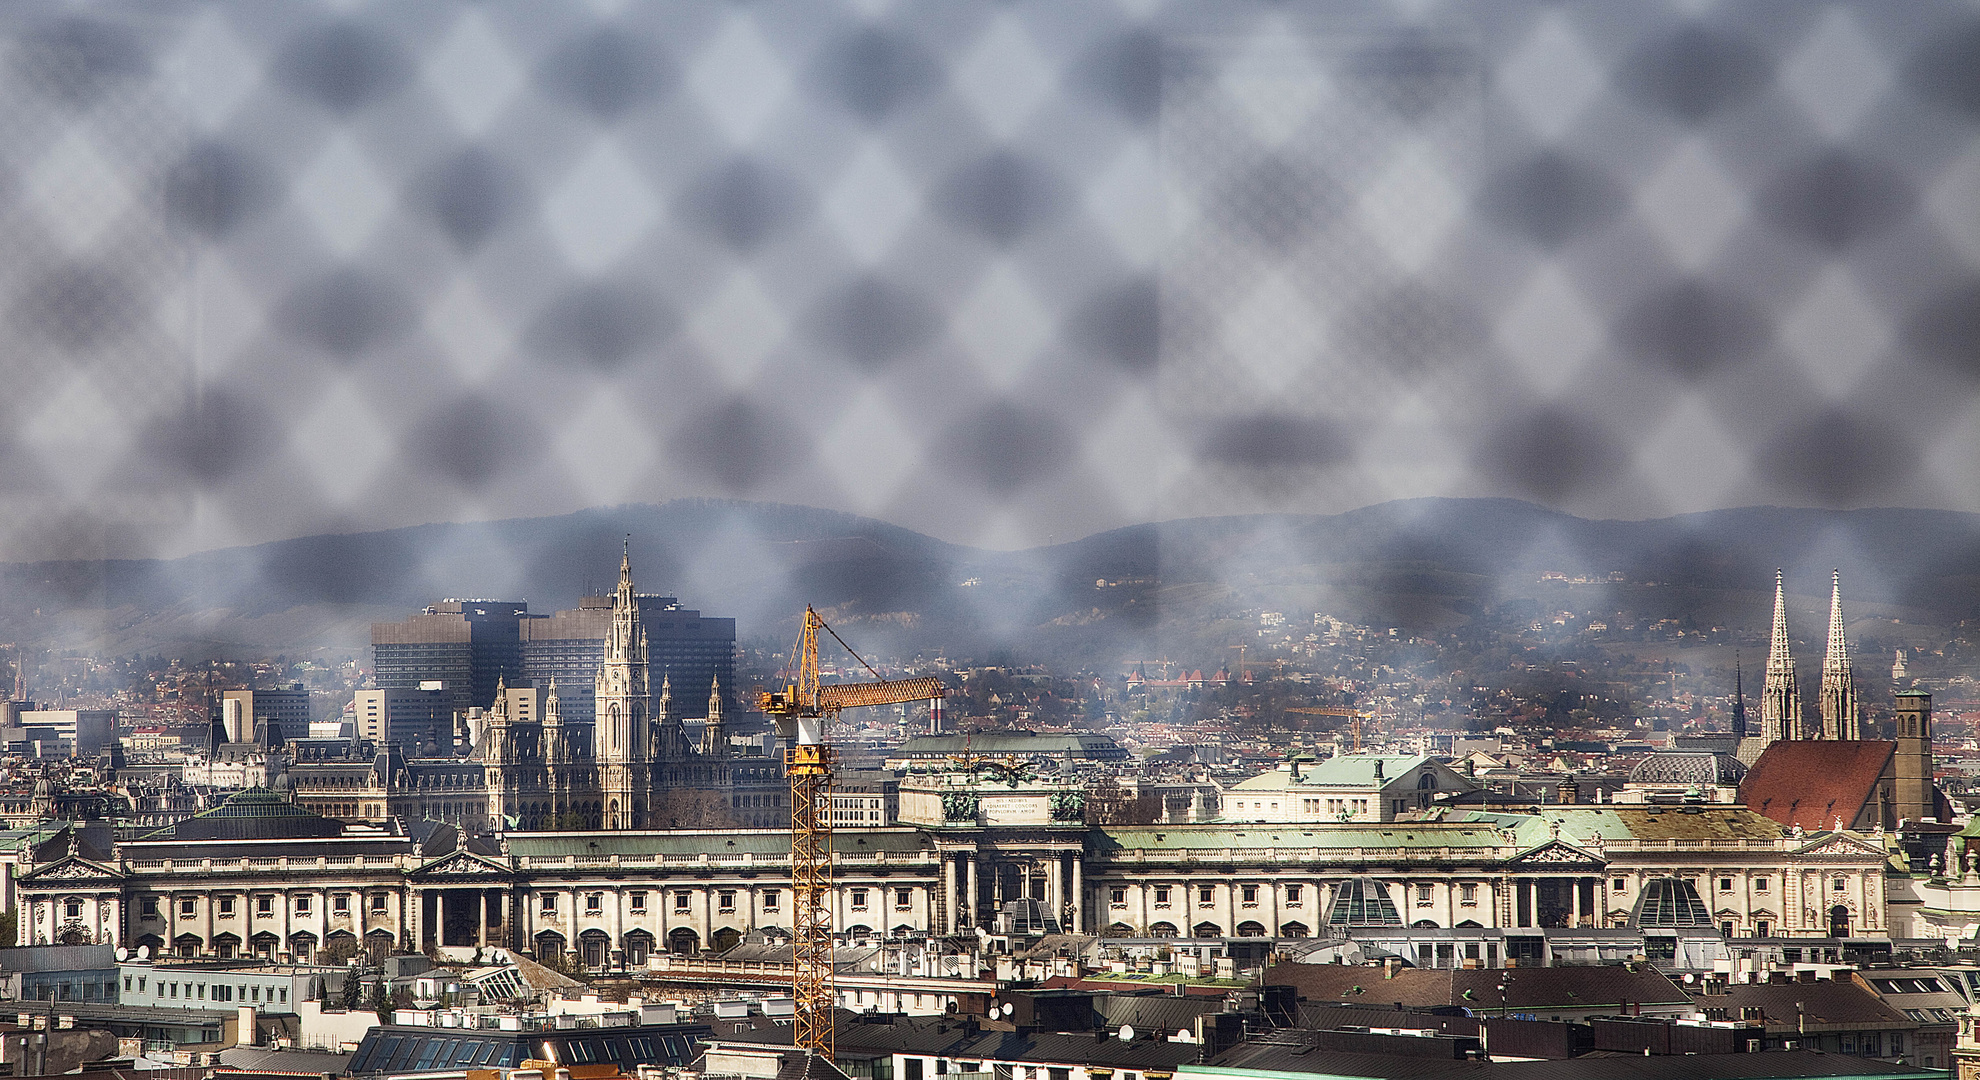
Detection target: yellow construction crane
<box><xmin>1285</xmin><ymin>705</ymin><xmax>1374</xmax><ymax>752</ymax></box>
<box><xmin>757</xmin><ymin>606</ymin><xmax>944</xmax><ymax>1061</ymax></box>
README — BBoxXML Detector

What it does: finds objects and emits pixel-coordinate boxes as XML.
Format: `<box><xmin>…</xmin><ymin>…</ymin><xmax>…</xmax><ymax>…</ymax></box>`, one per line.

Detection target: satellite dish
<box><xmin>115</xmin><ymin>947</ymin><xmax>128</xmax><ymax>961</ymax></box>
<box><xmin>1003</xmin><ymin>1003</ymin><xmax>1015</xmax><ymax>1018</ymax></box>
<box><xmin>1118</xmin><ymin>1025</ymin><xmax>1135</xmax><ymax>1042</ymax></box>
<box><xmin>136</xmin><ymin>945</ymin><xmax>150</xmax><ymax>960</ymax></box>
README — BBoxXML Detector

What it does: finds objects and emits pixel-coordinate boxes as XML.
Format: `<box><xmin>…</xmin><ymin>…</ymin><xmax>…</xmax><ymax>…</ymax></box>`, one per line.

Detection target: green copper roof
<box><xmin>140</xmin><ymin>787</ymin><xmax>342</xmax><ymax>842</ymax></box>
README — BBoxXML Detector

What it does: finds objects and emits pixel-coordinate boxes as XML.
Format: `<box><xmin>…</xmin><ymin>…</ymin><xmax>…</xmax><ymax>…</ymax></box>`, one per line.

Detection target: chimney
<box><xmin>1558</xmin><ymin>780</ymin><xmax>1577</xmax><ymax>805</ymax></box>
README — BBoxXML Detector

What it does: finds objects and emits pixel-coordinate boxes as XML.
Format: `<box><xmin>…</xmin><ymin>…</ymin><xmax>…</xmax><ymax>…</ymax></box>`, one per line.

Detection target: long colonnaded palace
<box><xmin>13</xmin><ymin>571</ymin><xmax>1976</xmax><ymax>973</ymax></box>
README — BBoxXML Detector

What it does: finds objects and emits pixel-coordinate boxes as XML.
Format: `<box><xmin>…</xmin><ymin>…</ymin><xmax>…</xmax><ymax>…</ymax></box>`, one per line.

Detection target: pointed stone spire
<box><xmin>1731</xmin><ymin>651</ymin><xmax>1747</xmax><ymax>741</ymax></box>
<box><xmin>1820</xmin><ymin>569</ymin><xmax>1861</xmax><ymax>740</ymax></box>
<box><xmin>1761</xmin><ymin>569</ymin><xmax>1804</xmax><ymax>742</ymax></box>
<box><xmin>703</xmin><ymin>675</ymin><xmax>727</xmax><ymax>757</ymax></box>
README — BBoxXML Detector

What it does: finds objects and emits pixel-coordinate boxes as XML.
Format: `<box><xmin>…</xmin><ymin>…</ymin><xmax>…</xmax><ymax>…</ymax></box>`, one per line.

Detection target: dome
<box><xmin>1628</xmin><ymin>751</ymin><xmax>1746</xmax><ymax>787</ymax></box>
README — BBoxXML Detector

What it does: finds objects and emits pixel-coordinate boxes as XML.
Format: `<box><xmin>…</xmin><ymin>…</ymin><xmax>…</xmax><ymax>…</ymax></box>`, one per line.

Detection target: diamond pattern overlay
<box><xmin>0</xmin><ymin>2</ymin><xmax>1976</xmax><ymax>565</ymax></box>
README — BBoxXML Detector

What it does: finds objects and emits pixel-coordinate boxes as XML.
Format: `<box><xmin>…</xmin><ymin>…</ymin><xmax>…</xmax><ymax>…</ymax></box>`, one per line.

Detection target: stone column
<box><xmin>966</xmin><ymin>856</ymin><xmax>980</xmax><ymax>929</ymax></box>
<box><xmin>1045</xmin><ymin>857</ymin><xmax>1062</xmax><ymax>929</ymax></box>
<box><xmin>943</xmin><ymin>855</ymin><xmax>959</xmax><ymax>933</ymax></box>
<box><xmin>477</xmin><ymin>889</ymin><xmax>489</xmax><ymax>947</ymax></box>
<box><xmin>610</xmin><ymin>886</ymin><xmax>625</xmax><ymax>966</ymax></box>
<box><xmin>1070</xmin><ymin>853</ymin><xmax>1083</xmax><ymax>934</ymax></box>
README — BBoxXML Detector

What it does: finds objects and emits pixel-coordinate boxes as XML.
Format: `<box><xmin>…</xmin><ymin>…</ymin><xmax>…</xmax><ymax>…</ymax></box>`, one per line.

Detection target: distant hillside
<box><xmin>3</xmin><ymin>498</ymin><xmax>1977</xmax><ymax>662</ymax></box>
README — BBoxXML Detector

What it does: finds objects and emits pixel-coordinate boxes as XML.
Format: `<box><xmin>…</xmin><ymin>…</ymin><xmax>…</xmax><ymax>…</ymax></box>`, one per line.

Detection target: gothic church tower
<box><xmin>597</xmin><ymin>540</ymin><xmax>650</xmax><ymax>829</ymax></box>
<box><xmin>1761</xmin><ymin>570</ymin><xmax>1804</xmax><ymax>742</ymax></box>
<box><xmin>1819</xmin><ymin>570</ymin><xmax>1862</xmax><ymax>741</ymax></box>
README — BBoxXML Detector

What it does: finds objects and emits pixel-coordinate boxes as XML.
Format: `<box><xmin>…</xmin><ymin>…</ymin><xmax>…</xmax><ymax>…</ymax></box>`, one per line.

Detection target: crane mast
<box><xmin>757</xmin><ymin>606</ymin><xmax>944</xmax><ymax>1061</ymax></box>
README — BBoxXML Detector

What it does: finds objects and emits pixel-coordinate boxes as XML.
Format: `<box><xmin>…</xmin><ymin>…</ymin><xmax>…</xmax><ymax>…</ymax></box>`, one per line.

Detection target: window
<box><xmin>1612</xmin><ymin>878</ymin><xmax>1627</xmax><ymax>892</ymax></box>
<box><xmin>333</xmin><ymin>894</ymin><xmax>351</xmax><ymax>914</ymax></box>
<box><xmin>1154</xmin><ymin>886</ymin><xmax>1171</xmax><ymax>907</ymax></box>
<box><xmin>1198</xmin><ymin>885</ymin><xmax>1215</xmax><ymax>907</ymax></box>
<box><xmin>1722</xmin><ymin>921</ymin><xmax>1735</xmax><ymax>938</ymax></box>
<box><xmin>541</xmin><ymin>895</ymin><xmax>558</xmax><ymax>915</ymax></box>
<box><xmin>851</xmin><ymin>889</ymin><xmax>869</xmax><ymax>911</ymax></box>
<box><xmin>64</xmin><ymin>899</ymin><xmax>82</xmax><ymax>919</ymax></box>
<box><xmin>1415</xmin><ymin>884</ymin><xmax>1433</xmax><ymax>905</ymax></box>
<box><xmin>218</xmin><ymin>897</ymin><xmax>236</xmax><ymax>917</ymax></box>
<box><xmin>630</xmin><ymin>891</ymin><xmax>647</xmax><ymax>913</ymax></box>
<box><xmin>1286</xmin><ymin>885</ymin><xmax>1303</xmax><ymax>906</ymax></box>
<box><xmin>256</xmin><ymin>895</ymin><xmax>274</xmax><ymax>916</ymax></box>
<box><xmin>1719</xmin><ymin>877</ymin><xmax>1734</xmax><ymax>892</ymax></box>
<box><xmin>719</xmin><ymin>890</ymin><xmax>737</xmax><ymax>913</ymax></box>
<box><xmin>585</xmin><ymin>893</ymin><xmax>603</xmax><ymax>914</ymax></box>
<box><xmin>674</xmin><ymin>891</ymin><xmax>691</xmax><ymax>913</ymax></box>
<box><xmin>1241</xmin><ymin>884</ymin><xmax>1259</xmax><ymax>905</ymax></box>
<box><xmin>371</xmin><ymin>894</ymin><xmax>389</xmax><ymax>913</ymax></box>
<box><xmin>140</xmin><ymin>898</ymin><xmax>158</xmax><ymax>918</ymax></box>
<box><xmin>1833</xmin><ymin>876</ymin><xmax>1847</xmax><ymax>892</ymax></box>
<box><xmin>763</xmin><ymin>889</ymin><xmax>780</xmax><ymax>911</ymax></box>
<box><xmin>896</xmin><ymin>888</ymin><xmax>913</xmax><ymax>910</ymax></box>
<box><xmin>1460</xmin><ymin>883</ymin><xmax>1477</xmax><ymax>905</ymax></box>
<box><xmin>180</xmin><ymin>898</ymin><xmax>197</xmax><ymax>918</ymax></box>
<box><xmin>1754</xmin><ymin>877</ymin><xmax>1770</xmax><ymax>892</ymax></box>
<box><xmin>1111</xmin><ymin>887</ymin><xmax>1127</xmax><ymax>907</ymax></box>
<box><xmin>1755</xmin><ymin>920</ymin><xmax>1770</xmax><ymax>937</ymax></box>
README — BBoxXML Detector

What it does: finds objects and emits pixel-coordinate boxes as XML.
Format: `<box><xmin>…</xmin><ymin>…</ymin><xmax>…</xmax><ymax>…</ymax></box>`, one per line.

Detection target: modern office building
<box><xmin>352</xmin><ymin>688</ymin><xmax>452</xmax><ymax>753</ymax></box>
<box><xmin>218</xmin><ymin>687</ymin><xmax>309</xmax><ymax>748</ymax></box>
<box><xmin>371</xmin><ymin>600</ymin><xmax>528</xmax><ymax>719</ymax></box>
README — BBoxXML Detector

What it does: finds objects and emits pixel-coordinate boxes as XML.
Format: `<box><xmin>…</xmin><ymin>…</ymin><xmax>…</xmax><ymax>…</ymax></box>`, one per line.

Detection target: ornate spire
<box><xmin>703</xmin><ymin>675</ymin><xmax>727</xmax><ymax>757</ymax></box>
<box><xmin>1732</xmin><ymin>651</ymin><xmax>1747</xmax><ymax>741</ymax></box>
<box><xmin>1820</xmin><ymin>569</ymin><xmax>1861</xmax><ymax>740</ymax></box>
<box><xmin>1761</xmin><ymin>569</ymin><xmax>1804</xmax><ymax>742</ymax></box>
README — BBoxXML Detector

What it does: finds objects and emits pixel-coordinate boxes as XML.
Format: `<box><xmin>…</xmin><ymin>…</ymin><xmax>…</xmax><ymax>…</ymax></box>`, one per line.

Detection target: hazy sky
<box><xmin>1</xmin><ymin>0</ymin><xmax>1977</xmax><ymax>563</ymax></box>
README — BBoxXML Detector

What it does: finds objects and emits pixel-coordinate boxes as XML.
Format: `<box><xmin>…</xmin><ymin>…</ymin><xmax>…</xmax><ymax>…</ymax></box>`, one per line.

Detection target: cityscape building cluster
<box><xmin>3</xmin><ymin>564</ymin><xmax>1980</xmax><ymax>1080</ymax></box>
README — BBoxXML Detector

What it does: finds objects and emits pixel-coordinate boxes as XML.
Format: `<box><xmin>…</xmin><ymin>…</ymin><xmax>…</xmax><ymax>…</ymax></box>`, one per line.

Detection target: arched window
<box><xmin>1417</xmin><ymin>772</ymin><xmax>1437</xmax><ymax>790</ymax></box>
<box><xmin>1148</xmin><ymin>921</ymin><xmax>1179</xmax><ymax>939</ymax></box>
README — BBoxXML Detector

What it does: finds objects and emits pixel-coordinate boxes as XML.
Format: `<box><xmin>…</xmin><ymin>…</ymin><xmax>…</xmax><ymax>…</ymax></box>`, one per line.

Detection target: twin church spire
<box><xmin>1759</xmin><ymin>568</ymin><xmax>1859</xmax><ymax>745</ymax></box>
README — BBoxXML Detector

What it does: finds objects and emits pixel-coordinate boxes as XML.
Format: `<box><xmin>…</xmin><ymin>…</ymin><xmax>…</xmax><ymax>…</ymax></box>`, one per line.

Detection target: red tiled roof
<box><xmin>1738</xmin><ymin>741</ymin><xmax>1893</xmax><ymax>831</ymax></box>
